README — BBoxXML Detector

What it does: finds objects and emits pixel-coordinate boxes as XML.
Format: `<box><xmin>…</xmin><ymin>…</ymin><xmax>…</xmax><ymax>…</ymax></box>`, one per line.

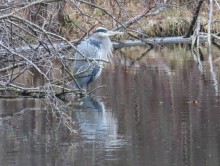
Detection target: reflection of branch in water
<box><xmin>208</xmin><ymin>49</ymin><xmax>218</xmax><ymax>96</ymax></box>
<box><xmin>207</xmin><ymin>0</ymin><xmax>217</xmax><ymax>94</ymax></box>
<box><xmin>191</xmin><ymin>20</ymin><xmax>204</xmax><ymax>70</ymax></box>
<box><xmin>130</xmin><ymin>46</ymin><xmax>153</xmax><ymax>67</ymax></box>
<box><xmin>192</xmin><ymin>48</ymin><xmax>204</xmax><ymax>73</ymax></box>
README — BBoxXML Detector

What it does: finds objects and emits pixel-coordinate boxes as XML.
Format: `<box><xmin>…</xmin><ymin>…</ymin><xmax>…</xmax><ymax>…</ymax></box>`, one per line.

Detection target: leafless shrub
<box><xmin>0</xmin><ymin>0</ymin><xmax>85</xmax><ymax>132</ymax></box>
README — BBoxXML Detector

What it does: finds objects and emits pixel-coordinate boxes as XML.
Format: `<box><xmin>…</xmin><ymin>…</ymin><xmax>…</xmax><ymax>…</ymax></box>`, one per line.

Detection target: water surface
<box><xmin>1</xmin><ymin>47</ymin><xmax>220</xmax><ymax>166</ymax></box>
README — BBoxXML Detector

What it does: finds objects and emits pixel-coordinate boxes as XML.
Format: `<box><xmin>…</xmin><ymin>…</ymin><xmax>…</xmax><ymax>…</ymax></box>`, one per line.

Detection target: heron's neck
<box><xmin>91</xmin><ymin>36</ymin><xmax>113</xmax><ymax>62</ymax></box>
<box><xmin>100</xmin><ymin>37</ymin><xmax>113</xmax><ymax>62</ymax></box>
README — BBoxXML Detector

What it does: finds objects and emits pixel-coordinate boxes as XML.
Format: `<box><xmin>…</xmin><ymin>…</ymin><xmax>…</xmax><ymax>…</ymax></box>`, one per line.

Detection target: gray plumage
<box><xmin>73</xmin><ymin>27</ymin><xmax>122</xmax><ymax>89</ymax></box>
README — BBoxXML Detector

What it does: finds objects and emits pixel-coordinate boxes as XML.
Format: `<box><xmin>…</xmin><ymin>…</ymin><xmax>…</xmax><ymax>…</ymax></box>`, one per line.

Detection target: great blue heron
<box><xmin>73</xmin><ymin>27</ymin><xmax>123</xmax><ymax>89</ymax></box>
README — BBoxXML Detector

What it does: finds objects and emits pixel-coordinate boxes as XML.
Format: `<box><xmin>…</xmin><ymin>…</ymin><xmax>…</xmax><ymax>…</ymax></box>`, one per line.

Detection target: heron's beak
<box><xmin>107</xmin><ymin>31</ymin><xmax>124</xmax><ymax>36</ymax></box>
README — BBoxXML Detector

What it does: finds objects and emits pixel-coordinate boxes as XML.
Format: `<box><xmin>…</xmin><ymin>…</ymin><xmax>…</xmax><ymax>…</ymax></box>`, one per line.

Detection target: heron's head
<box><xmin>91</xmin><ymin>27</ymin><xmax>123</xmax><ymax>62</ymax></box>
<box><xmin>93</xmin><ymin>27</ymin><xmax>123</xmax><ymax>38</ymax></box>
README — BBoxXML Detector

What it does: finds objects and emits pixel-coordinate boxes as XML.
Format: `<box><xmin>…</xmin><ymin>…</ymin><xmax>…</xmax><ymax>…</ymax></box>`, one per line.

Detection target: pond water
<box><xmin>1</xmin><ymin>46</ymin><xmax>220</xmax><ymax>166</ymax></box>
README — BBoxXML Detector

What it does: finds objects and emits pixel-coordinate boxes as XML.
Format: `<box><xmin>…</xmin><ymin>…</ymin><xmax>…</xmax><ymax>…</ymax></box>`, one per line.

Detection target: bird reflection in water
<box><xmin>73</xmin><ymin>96</ymin><xmax>125</xmax><ymax>148</ymax></box>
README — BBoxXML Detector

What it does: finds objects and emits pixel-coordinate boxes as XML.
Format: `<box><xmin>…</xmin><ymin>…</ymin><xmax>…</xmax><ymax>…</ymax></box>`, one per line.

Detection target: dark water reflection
<box><xmin>1</xmin><ymin>47</ymin><xmax>220</xmax><ymax>166</ymax></box>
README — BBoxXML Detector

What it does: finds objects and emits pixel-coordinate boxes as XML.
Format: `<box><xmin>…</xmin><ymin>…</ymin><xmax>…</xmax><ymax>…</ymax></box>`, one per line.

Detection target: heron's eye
<box><xmin>94</xmin><ymin>29</ymin><xmax>108</xmax><ymax>33</ymax></box>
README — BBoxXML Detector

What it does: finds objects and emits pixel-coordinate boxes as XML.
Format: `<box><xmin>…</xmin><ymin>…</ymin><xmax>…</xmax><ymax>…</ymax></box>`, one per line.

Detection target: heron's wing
<box><xmin>75</xmin><ymin>39</ymin><xmax>101</xmax><ymax>58</ymax></box>
<box><xmin>74</xmin><ymin>39</ymin><xmax>102</xmax><ymax>71</ymax></box>
<box><xmin>73</xmin><ymin>39</ymin><xmax>102</xmax><ymax>88</ymax></box>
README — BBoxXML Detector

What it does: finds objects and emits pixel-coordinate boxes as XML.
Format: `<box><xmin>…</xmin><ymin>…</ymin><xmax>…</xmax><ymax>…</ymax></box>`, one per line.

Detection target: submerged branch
<box><xmin>0</xmin><ymin>83</ymin><xmax>74</xmax><ymax>98</ymax></box>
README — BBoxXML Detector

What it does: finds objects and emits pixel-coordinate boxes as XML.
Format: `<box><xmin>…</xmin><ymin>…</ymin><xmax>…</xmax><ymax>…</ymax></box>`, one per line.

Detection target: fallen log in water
<box><xmin>113</xmin><ymin>36</ymin><xmax>207</xmax><ymax>49</ymax></box>
<box><xmin>0</xmin><ymin>36</ymin><xmax>208</xmax><ymax>56</ymax></box>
